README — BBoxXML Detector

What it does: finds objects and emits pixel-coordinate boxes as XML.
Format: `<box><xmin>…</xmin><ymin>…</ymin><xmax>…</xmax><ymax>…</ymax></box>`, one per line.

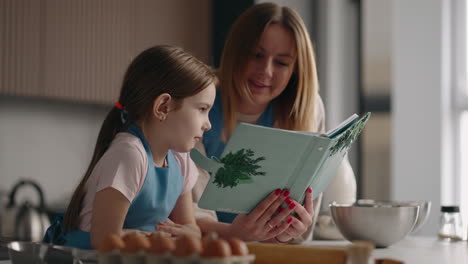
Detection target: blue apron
<box><xmin>44</xmin><ymin>124</ymin><xmax>184</xmax><ymax>249</ymax></box>
<box><xmin>202</xmin><ymin>94</ymin><xmax>274</xmax><ymax>223</ymax></box>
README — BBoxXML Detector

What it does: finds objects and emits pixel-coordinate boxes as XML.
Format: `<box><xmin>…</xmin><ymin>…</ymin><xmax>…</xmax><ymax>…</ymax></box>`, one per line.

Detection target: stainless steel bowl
<box><xmin>7</xmin><ymin>241</ymin><xmax>49</xmax><ymax>264</ymax></box>
<box><xmin>330</xmin><ymin>202</ymin><xmax>419</xmax><ymax>248</ymax></box>
<box><xmin>7</xmin><ymin>241</ymin><xmax>97</xmax><ymax>263</ymax></box>
<box><xmin>356</xmin><ymin>199</ymin><xmax>431</xmax><ymax>234</ymax></box>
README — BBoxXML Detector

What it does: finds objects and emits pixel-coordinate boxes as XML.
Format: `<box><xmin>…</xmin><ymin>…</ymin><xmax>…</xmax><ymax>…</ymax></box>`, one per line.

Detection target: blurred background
<box><xmin>0</xmin><ymin>0</ymin><xmax>466</xmax><ymax>237</ymax></box>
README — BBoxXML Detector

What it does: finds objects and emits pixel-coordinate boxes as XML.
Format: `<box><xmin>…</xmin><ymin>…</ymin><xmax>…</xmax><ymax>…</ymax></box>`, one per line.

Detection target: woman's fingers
<box><xmin>256</xmin><ymin>189</ymin><xmax>290</xmax><ymax>225</ymax></box>
<box><xmin>294</xmin><ymin>206</ymin><xmax>312</xmax><ymax>227</ymax></box>
<box><xmin>265</xmin><ymin>217</ymin><xmax>293</xmax><ymax>240</ymax></box>
<box><xmin>267</xmin><ymin>197</ymin><xmax>296</xmax><ymax>227</ymax></box>
<box><xmin>247</xmin><ymin>188</ymin><xmax>286</xmax><ymax>223</ymax></box>
<box><xmin>304</xmin><ymin>187</ymin><xmax>313</xmax><ymax>214</ymax></box>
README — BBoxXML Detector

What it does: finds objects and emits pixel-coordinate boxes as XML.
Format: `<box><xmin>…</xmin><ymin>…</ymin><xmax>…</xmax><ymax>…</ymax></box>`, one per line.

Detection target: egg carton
<box><xmin>98</xmin><ymin>251</ymin><xmax>255</xmax><ymax>264</ymax></box>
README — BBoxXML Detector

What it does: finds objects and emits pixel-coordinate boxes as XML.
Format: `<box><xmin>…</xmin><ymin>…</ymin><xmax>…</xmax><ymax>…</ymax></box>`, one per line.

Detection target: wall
<box><xmin>0</xmin><ymin>0</ymin><xmax>212</xmax><ymax>211</ymax></box>
<box><xmin>392</xmin><ymin>0</ymin><xmax>449</xmax><ymax>235</ymax></box>
<box><xmin>0</xmin><ymin>96</ymin><xmax>108</xmax><ymax>210</ymax></box>
<box><xmin>360</xmin><ymin>0</ymin><xmax>392</xmax><ymax>201</ymax></box>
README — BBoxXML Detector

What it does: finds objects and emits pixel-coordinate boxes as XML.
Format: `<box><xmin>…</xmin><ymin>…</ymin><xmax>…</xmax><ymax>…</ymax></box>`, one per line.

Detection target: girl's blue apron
<box><xmin>43</xmin><ymin>124</ymin><xmax>184</xmax><ymax>249</ymax></box>
<box><xmin>202</xmin><ymin>94</ymin><xmax>274</xmax><ymax>223</ymax></box>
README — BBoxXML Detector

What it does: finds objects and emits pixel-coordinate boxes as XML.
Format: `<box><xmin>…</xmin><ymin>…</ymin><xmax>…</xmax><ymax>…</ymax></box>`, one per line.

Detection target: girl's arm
<box><xmin>90</xmin><ymin>187</ymin><xmax>130</xmax><ymax>248</ymax></box>
<box><xmin>158</xmin><ymin>192</ymin><xmax>201</xmax><ymax>238</ymax></box>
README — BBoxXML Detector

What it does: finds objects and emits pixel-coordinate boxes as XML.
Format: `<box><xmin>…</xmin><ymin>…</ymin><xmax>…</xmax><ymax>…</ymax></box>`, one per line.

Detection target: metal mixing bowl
<box><xmin>330</xmin><ymin>202</ymin><xmax>419</xmax><ymax>248</ymax></box>
<box><xmin>356</xmin><ymin>199</ymin><xmax>431</xmax><ymax>234</ymax></box>
<box><xmin>7</xmin><ymin>241</ymin><xmax>97</xmax><ymax>263</ymax></box>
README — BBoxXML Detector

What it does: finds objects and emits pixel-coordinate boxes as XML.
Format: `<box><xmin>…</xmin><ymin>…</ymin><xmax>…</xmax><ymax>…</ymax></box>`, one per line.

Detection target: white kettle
<box><xmin>0</xmin><ymin>180</ymin><xmax>51</xmax><ymax>242</ymax></box>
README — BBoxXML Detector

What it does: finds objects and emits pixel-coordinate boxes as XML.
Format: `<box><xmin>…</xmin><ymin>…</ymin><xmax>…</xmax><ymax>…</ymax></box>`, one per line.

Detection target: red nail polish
<box><xmin>287</xmin><ymin>217</ymin><xmax>293</xmax><ymax>224</ymax></box>
<box><xmin>307</xmin><ymin>187</ymin><xmax>312</xmax><ymax>193</ymax></box>
<box><xmin>283</xmin><ymin>190</ymin><xmax>290</xmax><ymax>197</ymax></box>
<box><xmin>285</xmin><ymin>197</ymin><xmax>292</xmax><ymax>204</ymax></box>
<box><xmin>277</xmin><ymin>207</ymin><xmax>283</xmax><ymax>213</ymax></box>
<box><xmin>289</xmin><ymin>203</ymin><xmax>296</xmax><ymax>210</ymax></box>
<box><xmin>275</xmin><ymin>188</ymin><xmax>282</xmax><ymax>195</ymax></box>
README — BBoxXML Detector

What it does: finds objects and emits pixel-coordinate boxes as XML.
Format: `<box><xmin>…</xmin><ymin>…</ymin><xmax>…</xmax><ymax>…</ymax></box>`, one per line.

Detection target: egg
<box><xmin>201</xmin><ymin>239</ymin><xmax>232</xmax><ymax>258</ymax></box>
<box><xmin>148</xmin><ymin>232</ymin><xmax>176</xmax><ymax>254</ymax></box>
<box><xmin>121</xmin><ymin>233</ymin><xmax>151</xmax><ymax>253</ymax></box>
<box><xmin>201</xmin><ymin>232</ymin><xmax>219</xmax><ymax>250</ymax></box>
<box><xmin>97</xmin><ymin>234</ymin><xmax>125</xmax><ymax>253</ymax></box>
<box><xmin>173</xmin><ymin>235</ymin><xmax>202</xmax><ymax>257</ymax></box>
<box><xmin>227</xmin><ymin>238</ymin><xmax>249</xmax><ymax>256</ymax></box>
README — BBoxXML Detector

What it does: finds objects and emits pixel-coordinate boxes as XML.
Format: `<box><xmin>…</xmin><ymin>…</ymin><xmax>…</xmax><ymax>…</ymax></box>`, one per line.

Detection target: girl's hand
<box><xmin>274</xmin><ymin>187</ymin><xmax>314</xmax><ymax>243</ymax></box>
<box><xmin>227</xmin><ymin>189</ymin><xmax>295</xmax><ymax>241</ymax></box>
<box><xmin>156</xmin><ymin>220</ymin><xmax>202</xmax><ymax>239</ymax></box>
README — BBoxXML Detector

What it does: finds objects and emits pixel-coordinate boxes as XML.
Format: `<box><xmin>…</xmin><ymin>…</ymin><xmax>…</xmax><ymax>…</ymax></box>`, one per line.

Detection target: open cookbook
<box><xmin>190</xmin><ymin>112</ymin><xmax>371</xmax><ymax>214</ymax></box>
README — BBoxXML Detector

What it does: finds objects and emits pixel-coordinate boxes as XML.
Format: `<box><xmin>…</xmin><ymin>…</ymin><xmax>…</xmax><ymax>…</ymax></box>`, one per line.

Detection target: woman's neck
<box><xmin>237</xmin><ymin>100</ymin><xmax>268</xmax><ymax>115</ymax></box>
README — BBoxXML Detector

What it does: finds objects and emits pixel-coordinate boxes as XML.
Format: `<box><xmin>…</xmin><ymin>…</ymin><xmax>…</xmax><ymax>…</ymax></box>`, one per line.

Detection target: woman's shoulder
<box><xmin>210</xmin><ymin>90</ymin><xmax>223</xmax><ymax>113</ymax></box>
<box><xmin>206</xmin><ymin>91</ymin><xmax>225</xmax><ymax>132</ymax></box>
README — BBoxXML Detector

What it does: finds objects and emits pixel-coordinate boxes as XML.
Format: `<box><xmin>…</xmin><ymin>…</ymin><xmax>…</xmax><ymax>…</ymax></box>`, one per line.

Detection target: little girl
<box><xmin>44</xmin><ymin>45</ymin><xmax>217</xmax><ymax>249</ymax></box>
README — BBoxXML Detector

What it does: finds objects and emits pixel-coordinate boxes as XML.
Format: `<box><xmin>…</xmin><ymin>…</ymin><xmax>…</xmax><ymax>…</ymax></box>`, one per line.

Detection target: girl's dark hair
<box><xmin>63</xmin><ymin>45</ymin><xmax>217</xmax><ymax>231</ymax></box>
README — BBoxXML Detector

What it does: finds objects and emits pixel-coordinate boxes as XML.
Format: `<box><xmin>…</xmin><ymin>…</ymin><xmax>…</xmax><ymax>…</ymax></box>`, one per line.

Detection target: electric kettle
<box><xmin>0</xmin><ymin>180</ymin><xmax>51</xmax><ymax>242</ymax></box>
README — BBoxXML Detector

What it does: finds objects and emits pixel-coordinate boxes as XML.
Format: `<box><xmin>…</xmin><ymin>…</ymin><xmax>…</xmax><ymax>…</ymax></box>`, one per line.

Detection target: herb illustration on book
<box><xmin>213</xmin><ymin>149</ymin><xmax>266</xmax><ymax>188</ymax></box>
<box><xmin>191</xmin><ymin>112</ymin><xmax>371</xmax><ymax>214</ymax></box>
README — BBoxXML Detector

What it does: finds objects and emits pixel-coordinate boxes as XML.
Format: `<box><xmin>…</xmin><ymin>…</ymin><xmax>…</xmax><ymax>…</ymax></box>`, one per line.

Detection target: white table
<box><xmin>1</xmin><ymin>236</ymin><xmax>466</xmax><ymax>264</ymax></box>
<box><xmin>305</xmin><ymin>236</ymin><xmax>468</xmax><ymax>264</ymax></box>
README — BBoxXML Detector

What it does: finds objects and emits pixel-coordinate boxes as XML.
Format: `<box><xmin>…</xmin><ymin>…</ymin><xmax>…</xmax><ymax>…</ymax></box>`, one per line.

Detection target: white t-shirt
<box><xmin>78</xmin><ymin>132</ymin><xmax>198</xmax><ymax>231</ymax></box>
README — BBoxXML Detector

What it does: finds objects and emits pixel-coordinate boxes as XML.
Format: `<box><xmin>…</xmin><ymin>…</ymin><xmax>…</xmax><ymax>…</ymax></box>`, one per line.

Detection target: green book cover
<box><xmin>190</xmin><ymin>112</ymin><xmax>371</xmax><ymax>214</ymax></box>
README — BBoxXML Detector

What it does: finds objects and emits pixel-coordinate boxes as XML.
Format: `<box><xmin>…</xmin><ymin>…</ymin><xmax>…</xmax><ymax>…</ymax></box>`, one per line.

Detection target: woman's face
<box><xmin>241</xmin><ymin>24</ymin><xmax>297</xmax><ymax>114</ymax></box>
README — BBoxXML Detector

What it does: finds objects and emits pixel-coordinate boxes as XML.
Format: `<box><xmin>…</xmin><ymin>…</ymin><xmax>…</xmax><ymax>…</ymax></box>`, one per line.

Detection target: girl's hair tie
<box><xmin>114</xmin><ymin>102</ymin><xmax>124</xmax><ymax>110</ymax></box>
<box><xmin>114</xmin><ymin>102</ymin><xmax>128</xmax><ymax>124</ymax></box>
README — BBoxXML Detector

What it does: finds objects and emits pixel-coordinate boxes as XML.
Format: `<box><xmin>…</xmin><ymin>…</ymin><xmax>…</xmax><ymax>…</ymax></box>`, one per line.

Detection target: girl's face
<box><xmin>241</xmin><ymin>24</ymin><xmax>297</xmax><ymax>114</ymax></box>
<box><xmin>165</xmin><ymin>83</ymin><xmax>216</xmax><ymax>152</ymax></box>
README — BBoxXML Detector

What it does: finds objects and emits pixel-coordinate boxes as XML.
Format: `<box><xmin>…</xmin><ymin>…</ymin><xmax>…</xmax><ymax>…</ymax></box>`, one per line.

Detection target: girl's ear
<box><xmin>153</xmin><ymin>93</ymin><xmax>172</xmax><ymax>121</ymax></box>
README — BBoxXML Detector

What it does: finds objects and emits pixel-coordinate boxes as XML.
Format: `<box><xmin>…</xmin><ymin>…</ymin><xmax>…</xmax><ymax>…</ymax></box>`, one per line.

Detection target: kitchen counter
<box><xmin>0</xmin><ymin>236</ymin><xmax>466</xmax><ymax>264</ymax></box>
<box><xmin>305</xmin><ymin>236</ymin><xmax>468</xmax><ymax>264</ymax></box>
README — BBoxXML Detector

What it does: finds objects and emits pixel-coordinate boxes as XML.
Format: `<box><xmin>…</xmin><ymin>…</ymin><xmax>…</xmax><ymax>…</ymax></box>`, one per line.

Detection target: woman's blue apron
<box><xmin>202</xmin><ymin>94</ymin><xmax>274</xmax><ymax>223</ymax></box>
<box><xmin>43</xmin><ymin>124</ymin><xmax>184</xmax><ymax>249</ymax></box>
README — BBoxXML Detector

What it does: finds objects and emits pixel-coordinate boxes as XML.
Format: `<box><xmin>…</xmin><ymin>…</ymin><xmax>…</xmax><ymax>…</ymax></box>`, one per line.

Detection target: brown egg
<box><xmin>98</xmin><ymin>234</ymin><xmax>125</xmax><ymax>253</ymax></box>
<box><xmin>227</xmin><ymin>238</ymin><xmax>249</xmax><ymax>256</ymax></box>
<box><xmin>121</xmin><ymin>233</ymin><xmax>151</xmax><ymax>253</ymax></box>
<box><xmin>201</xmin><ymin>239</ymin><xmax>232</xmax><ymax>258</ymax></box>
<box><xmin>173</xmin><ymin>235</ymin><xmax>202</xmax><ymax>257</ymax></box>
<box><xmin>201</xmin><ymin>232</ymin><xmax>219</xmax><ymax>250</ymax></box>
<box><xmin>147</xmin><ymin>232</ymin><xmax>176</xmax><ymax>254</ymax></box>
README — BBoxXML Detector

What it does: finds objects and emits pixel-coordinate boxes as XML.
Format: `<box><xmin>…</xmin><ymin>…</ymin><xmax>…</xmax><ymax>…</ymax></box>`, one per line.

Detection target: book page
<box><xmin>326</xmin><ymin>113</ymin><xmax>359</xmax><ymax>138</ymax></box>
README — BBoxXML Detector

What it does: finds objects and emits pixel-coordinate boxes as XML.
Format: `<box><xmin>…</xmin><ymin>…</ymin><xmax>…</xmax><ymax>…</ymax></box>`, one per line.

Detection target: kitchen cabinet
<box><xmin>0</xmin><ymin>0</ymin><xmax>212</xmax><ymax>104</ymax></box>
<box><xmin>0</xmin><ymin>0</ymin><xmax>42</xmax><ymax>97</ymax></box>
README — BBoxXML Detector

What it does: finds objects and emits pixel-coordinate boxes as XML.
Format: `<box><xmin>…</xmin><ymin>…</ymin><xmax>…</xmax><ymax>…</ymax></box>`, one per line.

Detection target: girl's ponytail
<box><xmin>63</xmin><ymin>45</ymin><xmax>217</xmax><ymax>232</ymax></box>
<box><xmin>63</xmin><ymin>107</ymin><xmax>122</xmax><ymax>231</ymax></box>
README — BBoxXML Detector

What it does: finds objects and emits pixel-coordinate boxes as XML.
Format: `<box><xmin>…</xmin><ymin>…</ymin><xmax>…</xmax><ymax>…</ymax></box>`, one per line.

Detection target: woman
<box><xmin>160</xmin><ymin>2</ymin><xmax>356</xmax><ymax>243</ymax></box>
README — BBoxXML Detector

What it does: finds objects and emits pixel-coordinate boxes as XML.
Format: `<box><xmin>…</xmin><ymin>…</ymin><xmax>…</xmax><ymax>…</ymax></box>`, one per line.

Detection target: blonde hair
<box><xmin>219</xmin><ymin>2</ymin><xmax>319</xmax><ymax>136</ymax></box>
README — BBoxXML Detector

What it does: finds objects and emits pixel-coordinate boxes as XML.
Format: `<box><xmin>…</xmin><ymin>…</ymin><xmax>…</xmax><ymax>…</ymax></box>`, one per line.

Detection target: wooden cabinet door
<box><xmin>1</xmin><ymin>0</ymin><xmax>212</xmax><ymax>104</ymax></box>
<box><xmin>0</xmin><ymin>0</ymin><xmax>42</xmax><ymax>97</ymax></box>
<box><xmin>43</xmin><ymin>0</ymin><xmax>134</xmax><ymax>104</ymax></box>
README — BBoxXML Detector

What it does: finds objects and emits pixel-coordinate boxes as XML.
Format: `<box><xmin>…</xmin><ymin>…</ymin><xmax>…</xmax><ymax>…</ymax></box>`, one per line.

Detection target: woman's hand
<box><xmin>156</xmin><ymin>219</ymin><xmax>202</xmax><ymax>239</ymax></box>
<box><xmin>226</xmin><ymin>189</ymin><xmax>296</xmax><ymax>241</ymax></box>
<box><xmin>274</xmin><ymin>187</ymin><xmax>314</xmax><ymax>243</ymax></box>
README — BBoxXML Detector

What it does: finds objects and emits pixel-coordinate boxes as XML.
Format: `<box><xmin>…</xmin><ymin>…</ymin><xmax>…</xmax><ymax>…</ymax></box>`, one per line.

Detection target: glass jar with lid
<box><xmin>438</xmin><ymin>205</ymin><xmax>463</xmax><ymax>241</ymax></box>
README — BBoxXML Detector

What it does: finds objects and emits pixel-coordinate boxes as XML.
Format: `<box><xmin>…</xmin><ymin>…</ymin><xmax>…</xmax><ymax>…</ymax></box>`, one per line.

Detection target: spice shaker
<box><xmin>438</xmin><ymin>205</ymin><xmax>463</xmax><ymax>241</ymax></box>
